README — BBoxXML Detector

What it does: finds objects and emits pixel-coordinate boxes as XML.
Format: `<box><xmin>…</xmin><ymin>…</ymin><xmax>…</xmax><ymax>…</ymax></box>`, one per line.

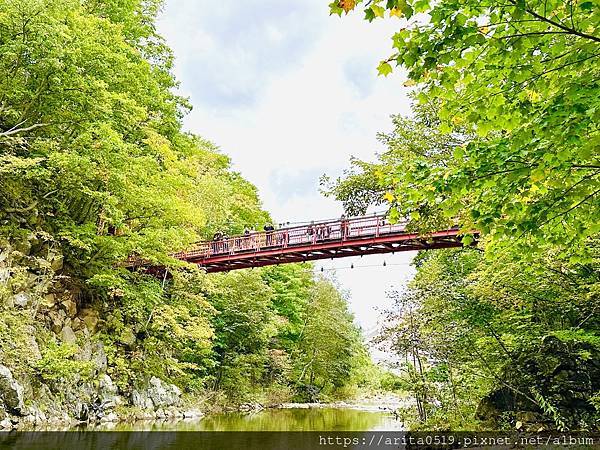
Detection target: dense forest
<box><xmin>0</xmin><ymin>0</ymin><xmax>598</xmax><ymax>434</ymax></box>
<box><xmin>326</xmin><ymin>0</ymin><xmax>600</xmax><ymax>431</ymax></box>
<box><xmin>0</xmin><ymin>0</ymin><xmax>371</xmax><ymax>427</ymax></box>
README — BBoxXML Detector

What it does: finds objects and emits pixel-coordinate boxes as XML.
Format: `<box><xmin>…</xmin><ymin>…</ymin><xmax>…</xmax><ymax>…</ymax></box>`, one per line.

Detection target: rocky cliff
<box><xmin>0</xmin><ymin>238</ymin><xmax>201</xmax><ymax>429</ymax></box>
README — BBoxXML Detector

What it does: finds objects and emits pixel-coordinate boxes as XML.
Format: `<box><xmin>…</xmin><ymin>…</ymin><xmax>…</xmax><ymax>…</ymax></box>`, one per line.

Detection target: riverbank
<box><xmin>0</xmin><ymin>362</ymin><xmax>204</xmax><ymax>431</ymax></box>
<box><xmin>88</xmin><ymin>402</ymin><xmax>407</xmax><ymax>432</ymax></box>
<box><xmin>0</xmin><ymin>365</ymin><xmax>409</xmax><ymax>432</ymax></box>
<box><xmin>279</xmin><ymin>393</ymin><xmax>411</xmax><ymax>413</ymax></box>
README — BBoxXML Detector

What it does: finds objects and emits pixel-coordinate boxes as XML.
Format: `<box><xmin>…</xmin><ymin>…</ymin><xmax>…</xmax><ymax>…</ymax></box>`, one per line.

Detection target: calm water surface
<box><xmin>111</xmin><ymin>407</ymin><xmax>404</xmax><ymax>431</ymax></box>
<box><xmin>0</xmin><ymin>408</ymin><xmax>405</xmax><ymax>450</ymax></box>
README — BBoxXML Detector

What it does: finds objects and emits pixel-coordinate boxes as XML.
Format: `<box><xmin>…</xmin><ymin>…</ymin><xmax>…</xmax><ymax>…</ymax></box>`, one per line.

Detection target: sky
<box><xmin>157</xmin><ymin>0</ymin><xmax>417</xmax><ymax>331</ymax></box>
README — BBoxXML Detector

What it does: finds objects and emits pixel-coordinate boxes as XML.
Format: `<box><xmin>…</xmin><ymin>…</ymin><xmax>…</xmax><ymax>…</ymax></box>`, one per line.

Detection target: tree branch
<box><xmin>0</xmin><ymin>122</ymin><xmax>48</xmax><ymax>137</ymax></box>
<box><xmin>507</xmin><ymin>0</ymin><xmax>600</xmax><ymax>43</ymax></box>
<box><xmin>539</xmin><ymin>188</ymin><xmax>600</xmax><ymax>227</ymax></box>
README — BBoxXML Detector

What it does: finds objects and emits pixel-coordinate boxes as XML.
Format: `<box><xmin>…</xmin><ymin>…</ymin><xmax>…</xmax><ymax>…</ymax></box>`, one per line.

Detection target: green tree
<box><xmin>322</xmin><ymin>99</ymin><xmax>465</xmax><ymax>232</ymax></box>
<box><xmin>376</xmin><ymin>246</ymin><xmax>600</xmax><ymax>430</ymax></box>
<box><xmin>261</xmin><ymin>264</ymin><xmax>314</xmax><ymax>348</ymax></box>
<box><xmin>0</xmin><ymin>0</ymin><xmax>373</xmax><ymax>409</ymax></box>
<box><xmin>329</xmin><ymin>0</ymin><xmax>600</xmax><ymax>260</ymax></box>
<box><xmin>295</xmin><ymin>278</ymin><xmax>364</xmax><ymax>400</ymax></box>
<box><xmin>0</xmin><ymin>0</ymin><xmax>271</xmax><ymax>395</ymax></box>
<box><xmin>208</xmin><ymin>270</ymin><xmax>276</xmax><ymax>399</ymax></box>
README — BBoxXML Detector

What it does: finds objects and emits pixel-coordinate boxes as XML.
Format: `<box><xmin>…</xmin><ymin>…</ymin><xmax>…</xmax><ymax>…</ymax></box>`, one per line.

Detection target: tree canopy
<box><xmin>327</xmin><ymin>0</ymin><xmax>600</xmax><ymax>430</ymax></box>
<box><xmin>0</xmin><ymin>0</ymin><xmax>370</xmax><ymax>415</ymax></box>
<box><xmin>328</xmin><ymin>0</ymin><xmax>599</xmax><ymax>261</ymax></box>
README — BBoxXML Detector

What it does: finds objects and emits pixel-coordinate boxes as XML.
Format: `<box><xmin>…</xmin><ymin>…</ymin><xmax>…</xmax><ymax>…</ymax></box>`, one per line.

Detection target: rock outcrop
<box><xmin>0</xmin><ymin>365</ymin><xmax>25</xmax><ymax>415</ymax></box>
<box><xmin>147</xmin><ymin>376</ymin><xmax>182</xmax><ymax>408</ymax></box>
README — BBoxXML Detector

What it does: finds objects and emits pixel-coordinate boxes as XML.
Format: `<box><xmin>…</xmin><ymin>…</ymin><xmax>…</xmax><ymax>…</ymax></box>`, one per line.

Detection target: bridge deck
<box><xmin>173</xmin><ymin>214</ymin><xmax>466</xmax><ymax>273</ymax></box>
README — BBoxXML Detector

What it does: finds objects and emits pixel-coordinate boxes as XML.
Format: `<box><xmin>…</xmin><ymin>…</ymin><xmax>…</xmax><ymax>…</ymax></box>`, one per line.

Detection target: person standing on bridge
<box><xmin>264</xmin><ymin>223</ymin><xmax>275</xmax><ymax>246</ymax></box>
<box><xmin>318</xmin><ymin>224</ymin><xmax>331</xmax><ymax>240</ymax></box>
<box><xmin>340</xmin><ymin>214</ymin><xmax>349</xmax><ymax>240</ymax></box>
<box><xmin>307</xmin><ymin>221</ymin><xmax>315</xmax><ymax>243</ymax></box>
<box><xmin>242</xmin><ymin>227</ymin><xmax>251</xmax><ymax>250</ymax></box>
<box><xmin>222</xmin><ymin>232</ymin><xmax>230</xmax><ymax>252</ymax></box>
<box><xmin>316</xmin><ymin>224</ymin><xmax>325</xmax><ymax>241</ymax></box>
<box><xmin>212</xmin><ymin>231</ymin><xmax>223</xmax><ymax>254</ymax></box>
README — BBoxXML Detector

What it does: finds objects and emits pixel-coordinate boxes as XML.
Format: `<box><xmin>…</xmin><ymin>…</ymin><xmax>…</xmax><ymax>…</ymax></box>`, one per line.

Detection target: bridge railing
<box><xmin>174</xmin><ymin>214</ymin><xmax>410</xmax><ymax>260</ymax></box>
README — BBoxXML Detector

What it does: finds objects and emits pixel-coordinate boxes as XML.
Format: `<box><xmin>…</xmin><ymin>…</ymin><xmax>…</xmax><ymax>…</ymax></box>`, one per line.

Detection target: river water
<box><xmin>108</xmin><ymin>407</ymin><xmax>404</xmax><ymax>432</ymax></box>
<box><xmin>104</xmin><ymin>408</ymin><xmax>405</xmax><ymax>449</ymax></box>
<box><xmin>1</xmin><ymin>408</ymin><xmax>405</xmax><ymax>450</ymax></box>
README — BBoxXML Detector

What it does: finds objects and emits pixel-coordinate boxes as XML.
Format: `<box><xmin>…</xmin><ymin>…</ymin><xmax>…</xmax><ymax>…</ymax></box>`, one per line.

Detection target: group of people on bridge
<box><xmin>306</xmin><ymin>221</ymin><xmax>333</xmax><ymax>240</ymax></box>
<box><xmin>207</xmin><ymin>215</ymin><xmax>376</xmax><ymax>256</ymax></box>
<box><xmin>211</xmin><ymin>223</ymin><xmax>281</xmax><ymax>254</ymax></box>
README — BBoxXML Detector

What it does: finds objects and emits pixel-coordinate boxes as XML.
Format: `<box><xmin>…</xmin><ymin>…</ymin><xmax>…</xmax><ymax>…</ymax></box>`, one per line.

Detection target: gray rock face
<box><xmin>91</xmin><ymin>343</ymin><xmax>107</xmax><ymax>373</ymax></box>
<box><xmin>132</xmin><ymin>377</ymin><xmax>182</xmax><ymax>410</ymax></box>
<box><xmin>0</xmin><ymin>365</ymin><xmax>25</xmax><ymax>415</ymax></box>
<box><xmin>60</xmin><ymin>326</ymin><xmax>77</xmax><ymax>344</ymax></box>
<box><xmin>24</xmin><ymin>326</ymin><xmax>42</xmax><ymax>361</ymax></box>
<box><xmin>146</xmin><ymin>377</ymin><xmax>182</xmax><ymax>408</ymax></box>
<box><xmin>98</xmin><ymin>375</ymin><xmax>119</xmax><ymax>407</ymax></box>
<box><xmin>131</xmin><ymin>390</ymin><xmax>154</xmax><ymax>411</ymax></box>
<box><xmin>0</xmin><ymin>268</ymin><xmax>10</xmax><ymax>284</ymax></box>
<box><xmin>0</xmin><ymin>417</ymin><xmax>11</xmax><ymax>430</ymax></box>
<box><xmin>25</xmin><ymin>406</ymin><xmax>47</xmax><ymax>426</ymax></box>
<box><xmin>75</xmin><ymin>402</ymin><xmax>89</xmax><ymax>423</ymax></box>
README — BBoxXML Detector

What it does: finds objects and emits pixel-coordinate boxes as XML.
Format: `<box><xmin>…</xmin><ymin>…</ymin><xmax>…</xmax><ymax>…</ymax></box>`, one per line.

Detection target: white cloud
<box><xmin>158</xmin><ymin>0</ymin><xmax>418</xmax><ymax>328</ymax></box>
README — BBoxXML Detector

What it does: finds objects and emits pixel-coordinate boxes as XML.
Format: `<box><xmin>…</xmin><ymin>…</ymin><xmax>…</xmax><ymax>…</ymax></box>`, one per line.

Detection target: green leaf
<box><xmin>462</xmin><ymin>235</ymin><xmax>474</xmax><ymax>245</ymax></box>
<box><xmin>371</xmin><ymin>5</ymin><xmax>385</xmax><ymax>18</ymax></box>
<box><xmin>377</xmin><ymin>61</ymin><xmax>393</xmax><ymax>76</ymax></box>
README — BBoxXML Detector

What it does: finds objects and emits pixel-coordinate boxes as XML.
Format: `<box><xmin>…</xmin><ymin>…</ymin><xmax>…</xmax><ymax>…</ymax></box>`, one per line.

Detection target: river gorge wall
<box><xmin>0</xmin><ymin>237</ymin><xmax>204</xmax><ymax>429</ymax></box>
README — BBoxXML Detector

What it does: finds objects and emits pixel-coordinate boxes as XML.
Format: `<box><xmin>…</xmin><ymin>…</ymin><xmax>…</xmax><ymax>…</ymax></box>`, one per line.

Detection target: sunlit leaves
<box><xmin>339</xmin><ymin>0</ymin><xmax>356</xmax><ymax>13</ymax></box>
<box><xmin>377</xmin><ymin>61</ymin><xmax>393</xmax><ymax>76</ymax></box>
<box><xmin>295</xmin><ymin>277</ymin><xmax>363</xmax><ymax>392</ymax></box>
<box><xmin>332</xmin><ymin>0</ymin><xmax>600</xmax><ymax>257</ymax></box>
<box><xmin>379</xmin><ymin>245</ymin><xmax>600</xmax><ymax>428</ymax></box>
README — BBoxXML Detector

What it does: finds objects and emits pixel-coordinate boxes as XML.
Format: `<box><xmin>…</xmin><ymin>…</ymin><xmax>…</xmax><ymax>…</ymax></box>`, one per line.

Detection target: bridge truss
<box><xmin>171</xmin><ymin>214</ymin><xmax>468</xmax><ymax>273</ymax></box>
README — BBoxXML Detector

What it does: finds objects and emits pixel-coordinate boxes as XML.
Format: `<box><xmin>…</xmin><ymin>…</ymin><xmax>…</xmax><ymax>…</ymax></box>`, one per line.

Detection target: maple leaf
<box><xmin>377</xmin><ymin>61</ymin><xmax>393</xmax><ymax>76</ymax></box>
<box><xmin>339</xmin><ymin>0</ymin><xmax>356</xmax><ymax>12</ymax></box>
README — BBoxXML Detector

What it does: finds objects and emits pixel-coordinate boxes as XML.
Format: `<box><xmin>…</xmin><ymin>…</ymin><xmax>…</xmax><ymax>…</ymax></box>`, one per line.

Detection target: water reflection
<box><xmin>111</xmin><ymin>408</ymin><xmax>404</xmax><ymax>432</ymax></box>
<box><xmin>0</xmin><ymin>409</ymin><xmax>405</xmax><ymax>450</ymax></box>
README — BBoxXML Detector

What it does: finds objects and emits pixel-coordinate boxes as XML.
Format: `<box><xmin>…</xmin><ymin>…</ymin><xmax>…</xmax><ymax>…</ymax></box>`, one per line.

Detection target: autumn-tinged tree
<box><xmin>0</xmin><ymin>0</ymin><xmax>367</xmax><ymax>404</ymax></box>
<box><xmin>329</xmin><ymin>0</ymin><xmax>600</xmax><ymax>261</ymax></box>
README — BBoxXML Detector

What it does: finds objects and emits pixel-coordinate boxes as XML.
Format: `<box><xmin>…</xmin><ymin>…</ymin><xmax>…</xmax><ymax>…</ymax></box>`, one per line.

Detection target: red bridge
<box><xmin>171</xmin><ymin>214</ymin><xmax>469</xmax><ymax>273</ymax></box>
